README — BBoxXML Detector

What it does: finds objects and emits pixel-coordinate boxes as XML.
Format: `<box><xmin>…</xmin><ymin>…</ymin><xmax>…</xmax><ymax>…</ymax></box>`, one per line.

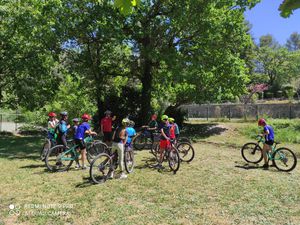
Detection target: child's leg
<box><xmin>117</xmin><ymin>143</ymin><xmax>125</xmax><ymax>172</ymax></box>
<box><xmin>262</xmin><ymin>143</ymin><xmax>270</xmax><ymax>165</ymax></box>
<box><xmin>81</xmin><ymin>148</ymin><xmax>86</xmax><ymax>167</ymax></box>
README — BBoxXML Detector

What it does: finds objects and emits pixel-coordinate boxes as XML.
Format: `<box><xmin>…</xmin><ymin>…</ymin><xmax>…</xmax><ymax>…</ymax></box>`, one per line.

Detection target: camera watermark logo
<box><xmin>8</xmin><ymin>204</ymin><xmax>21</xmax><ymax>216</ymax></box>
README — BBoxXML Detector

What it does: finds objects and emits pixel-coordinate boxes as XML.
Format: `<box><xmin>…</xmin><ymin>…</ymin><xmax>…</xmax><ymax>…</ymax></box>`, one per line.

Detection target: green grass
<box><xmin>0</xmin><ymin>122</ymin><xmax>299</xmax><ymax>225</ymax></box>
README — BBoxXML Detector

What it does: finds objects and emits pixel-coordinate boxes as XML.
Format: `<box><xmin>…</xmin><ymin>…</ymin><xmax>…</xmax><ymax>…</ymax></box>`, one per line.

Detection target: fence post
<box><xmin>228</xmin><ymin>106</ymin><xmax>231</xmax><ymax>120</ymax></box>
<box><xmin>0</xmin><ymin>114</ymin><xmax>2</xmax><ymax>132</ymax></box>
<box><xmin>206</xmin><ymin>105</ymin><xmax>209</xmax><ymax>121</ymax></box>
<box><xmin>289</xmin><ymin>104</ymin><xmax>292</xmax><ymax>119</ymax></box>
<box><xmin>256</xmin><ymin>105</ymin><xmax>259</xmax><ymax>120</ymax></box>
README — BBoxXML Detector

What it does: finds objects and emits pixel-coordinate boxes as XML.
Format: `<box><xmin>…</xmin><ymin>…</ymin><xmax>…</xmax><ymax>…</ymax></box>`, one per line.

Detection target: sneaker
<box><xmin>75</xmin><ymin>164</ymin><xmax>81</xmax><ymax>169</ymax></box>
<box><xmin>262</xmin><ymin>163</ymin><xmax>269</xmax><ymax>169</ymax></box>
<box><xmin>119</xmin><ymin>173</ymin><xmax>127</xmax><ymax>179</ymax></box>
<box><xmin>153</xmin><ymin>164</ymin><xmax>164</xmax><ymax>169</ymax></box>
<box><xmin>107</xmin><ymin>171</ymin><xmax>114</xmax><ymax>179</ymax></box>
<box><xmin>81</xmin><ymin>165</ymin><xmax>88</xmax><ymax>170</ymax></box>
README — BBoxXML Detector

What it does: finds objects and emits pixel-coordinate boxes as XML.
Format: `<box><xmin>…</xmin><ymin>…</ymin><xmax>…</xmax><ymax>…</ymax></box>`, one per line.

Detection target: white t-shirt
<box><xmin>48</xmin><ymin>119</ymin><xmax>59</xmax><ymax>130</ymax></box>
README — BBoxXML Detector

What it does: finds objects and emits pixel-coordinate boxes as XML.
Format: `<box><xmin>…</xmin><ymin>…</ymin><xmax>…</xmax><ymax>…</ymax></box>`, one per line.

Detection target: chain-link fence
<box><xmin>181</xmin><ymin>103</ymin><xmax>300</xmax><ymax>120</ymax></box>
<box><xmin>0</xmin><ymin>113</ymin><xmax>24</xmax><ymax>132</ymax></box>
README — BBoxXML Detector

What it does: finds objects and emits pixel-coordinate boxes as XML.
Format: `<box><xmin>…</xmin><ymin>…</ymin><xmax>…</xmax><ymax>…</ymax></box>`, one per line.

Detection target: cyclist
<box><xmin>72</xmin><ymin>118</ymin><xmax>79</xmax><ymax>139</ymax></box>
<box><xmin>109</xmin><ymin>118</ymin><xmax>129</xmax><ymax>179</ymax></box>
<box><xmin>47</xmin><ymin>112</ymin><xmax>59</xmax><ymax>141</ymax></box>
<box><xmin>56</xmin><ymin>112</ymin><xmax>70</xmax><ymax>147</ymax></box>
<box><xmin>142</xmin><ymin>114</ymin><xmax>158</xmax><ymax>142</ymax></box>
<box><xmin>74</xmin><ymin>114</ymin><xmax>97</xmax><ymax>170</ymax></box>
<box><xmin>100</xmin><ymin>110</ymin><xmax>116</xmax><ymax>146</ymax></box>
<box><xmin>258</xmin><ymin>118</ymin><xmax>275</xmax><ymax>169</ymax></box>
<box><xmin>168</xmin><ymin>118</ymin><xmax>178</xmax><ymax>141</ymax></box>
<box><xmin>154</xmin><ymin>115</ymin><xmax>170</xmax><ymax>169</ymax></box>
<box><xmin>126</xmin><ymin>120</ymin><xmax>136</xmax><ymax>148</ymax></box>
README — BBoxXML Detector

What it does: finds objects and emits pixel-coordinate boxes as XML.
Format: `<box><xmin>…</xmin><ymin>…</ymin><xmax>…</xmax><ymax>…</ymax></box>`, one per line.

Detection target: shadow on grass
<box><xmin>20</xmin><ymin>164</ymin><xmax>45</xmax><ymax>169</ymax></box>
<box><xmin>75</xmin><ymin>177</ymin><xmax>94</xmax><ymax>188</ymax></box>
<box><xmin>181</xmin><ymin>123</ymin><xmax>227</xmax><ymax>140</ymax></box>
<box><xmin>0</xmin><ymin>136</ymin><xmax>43</xmax><ymax>160</ymax></box>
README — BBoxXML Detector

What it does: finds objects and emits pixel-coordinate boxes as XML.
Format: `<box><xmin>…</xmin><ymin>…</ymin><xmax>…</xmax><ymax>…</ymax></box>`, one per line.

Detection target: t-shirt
<box><xmin>264</xmin><ymin>125</ymin><xmax>274</xmax><ymax>141</ymax></box>
<box><xmin>48</xmin><ymin>119</ymin><xmax>59</xmax><ymax>131</ymax></box>
<box><xmin>148</xmin><ymin>120</ymin><xmax>158</xmax><ymax>129</ymax></box>
<box><xmin>75</xmin><ymin>122</ymin><xmax>90</xmax><ymax>140</ymax></box>
<box><xmin>73</xmin><ymin>125</ymin><xmax>78</xmax><ymax>139</ymax></box>
<box><xmin>159</xmin><ymin>123</ymin><xmax>170</xmax><ymax>140</ymax></box>
<box><xmin>174</xmin><ymin>123</ymin><xmax>180</xmax><ymax>135</ymax></box>
<box><xmin>126</xmin><ymin>127</ymin><xmax>136</xmax><ymax>144</ymax></box>
<box><xmin>57</xmin><ymin>120</ymin><xmax>68</xmax><ymax>135</ymax></box>
<box><xmin>101</xmin><ymin>117</ymin><xmax>112</xmax><ymax>132</ymax></box>
<box><xmin>169</xmin><ymin>124</ymin><xmax>176</xmax><ymax>139</ymax></box>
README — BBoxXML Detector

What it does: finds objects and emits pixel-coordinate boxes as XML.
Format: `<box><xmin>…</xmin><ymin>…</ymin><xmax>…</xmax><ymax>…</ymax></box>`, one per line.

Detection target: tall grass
<box><xmin>241</xmin><ymin>119</ymin><xmax>300</xmax><ymax>144</ymax></box>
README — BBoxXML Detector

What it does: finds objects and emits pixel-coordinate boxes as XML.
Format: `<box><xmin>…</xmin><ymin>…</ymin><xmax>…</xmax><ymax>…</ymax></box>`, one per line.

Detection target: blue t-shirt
<box><xmin>126</xmin><ymin>127</ymin><xmax>136</xmax><ymax>144</ymax></box>
<box><xmin>75</xmin><ymin>122</ymin><xmax>90</xmax><ymax>140</ymax></box>
<box><xmin>174</xmin><ymin>123</ymin><xmax>180</xmax><ymax>135</ymax></box>
<box><xmin>264</xmin><ymin>125</ymin><xmax>274</xmax><ymax>141</ymax></box>
<box><xmin>58</xmin><ymin>120</ymin><xmax>68</xmax><ymax>134</ymax></box>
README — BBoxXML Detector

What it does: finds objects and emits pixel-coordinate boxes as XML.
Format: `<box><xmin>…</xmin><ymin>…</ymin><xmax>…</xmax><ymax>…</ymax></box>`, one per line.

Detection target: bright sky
<box><xmin>245</xmin><ymin>0</ymin><xmax>300</xmax><ymax>45</ymax></box>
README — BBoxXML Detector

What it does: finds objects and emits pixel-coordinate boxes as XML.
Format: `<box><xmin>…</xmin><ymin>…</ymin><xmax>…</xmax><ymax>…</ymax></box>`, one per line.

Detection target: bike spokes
<box><xmin>273</xmin><ymin>148</ymin><xmax>297</xmax><ymax>172</ymax></box>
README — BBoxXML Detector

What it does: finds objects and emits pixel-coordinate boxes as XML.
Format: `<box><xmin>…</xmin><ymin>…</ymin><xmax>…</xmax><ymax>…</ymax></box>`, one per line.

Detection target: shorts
<box><xmin>75</xmin><ymin>139</ymin><xmax>86</xmax><ymax>150</ymax></box>
<box><xmin>103</xmin><ymin>132</ymin><xmax>112</xmax><ymax>142</ymax></box>
<box><xmin>159</xmin><ymin>140</ymin><xmax>170</xmax><ymax>149</ymax></box>
<box><xmin>265</xmin><ymin>140</ymin><xmax>274</xmax><ymax>146</ymax></box>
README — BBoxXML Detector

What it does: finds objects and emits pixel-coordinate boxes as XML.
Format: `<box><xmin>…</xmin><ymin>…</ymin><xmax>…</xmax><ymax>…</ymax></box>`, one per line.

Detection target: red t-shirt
<box><xmin>101</xmin><ymin>117</ymin><xmax>112</xmax><ymax>132</ymax></box>
<box><xmin>169</xmin><ymin>124</ymin><xmax>176</xmax><ymax>139</ymax></box>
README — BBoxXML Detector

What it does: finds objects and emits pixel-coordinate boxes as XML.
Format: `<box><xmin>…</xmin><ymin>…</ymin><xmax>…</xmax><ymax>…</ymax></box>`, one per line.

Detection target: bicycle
<box><xmin>151</xmin><ymin>137</ymin><xmax>194</xmax><ymax>163</ymax></box>
<box><xmin>89</xmin><ymin>144</ymin><xmax>135</xmax><ymax>184</ymax></box>
<box><xmin>133</xmin><ymin>127</ymin><xmax>160</xmax><ymax>150</ymax></box>
<box><xmin>241</xmin><ymin>136</ymin><xmax>297</xmax><ymax>172</ymax></box>
<box><xmin>45</xmin><ymin>136</ymin><xmax>106</xmax><ymax>172</ymax></box>
<box><xmin>151</xmin><ymin>140</ymin><xmax>181</xmax><ymax>174</ymax></box>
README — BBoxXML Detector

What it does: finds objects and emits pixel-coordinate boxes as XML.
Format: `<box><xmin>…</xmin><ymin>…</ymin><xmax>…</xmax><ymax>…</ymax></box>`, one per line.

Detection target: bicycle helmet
<box><xmin>81</xmin><ymin>113</ymin><xmax>91</xmax><ymax>120</ymax></box>
<box><xmin>48</xmin><ymin>112</ymin><xmax>56</xmax><ymax>117</ymax></box>
<box><xmin>129</xmin><ymin>120</ymin><xmax>135</xmax><ymax>127</ymax></box>
<box><xmin>168</xmin><ymin>118</ymin><xmax>175</xmax><ymax>123</ymax></box>
<box><xmin>60</xmin><ymin>111</ymin><xmax>68</xmax><ymax>116</ymax></box>
<box><xmin>161</xmin><ymin>115</ymin><xmax>168</xmax><ymax>121</ymax></box>
<box><xmin>72</xmin><ymin>118</ymin><xmax>79</xmax><ymax>122</ymax></box>
<box><xmin>104</xmin><ymin>110</ymin><xmax>112</xmax><ymax>115</ymax></box>
<box><xmin>258</xmin><ymin>118</ymin><xmax>266</xmax><ymax>126</ymax></box>
<box><xmin>151</xmin><ymin>114</ymin><xmax>157</xmax><ymax>120</ymax></box>
<box><xmin>122</xmin><ymin>118</ymin><xmax>130</xmax><ymax>125</ymax></box>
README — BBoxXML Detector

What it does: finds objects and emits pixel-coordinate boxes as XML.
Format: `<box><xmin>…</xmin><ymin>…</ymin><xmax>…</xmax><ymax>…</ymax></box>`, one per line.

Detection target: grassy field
<box><xmin>0</xmin><ymin>121</ymin><xmax>299</xmax><ymax>225</ymax></box>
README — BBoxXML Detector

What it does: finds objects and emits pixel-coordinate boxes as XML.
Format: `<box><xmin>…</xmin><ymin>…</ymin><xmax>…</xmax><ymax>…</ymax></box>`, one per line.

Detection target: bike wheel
<box><xmin>241</xmin><ymin>142</ymin><xmax>263</xmax><ymax>164</ymax></box>
<box><xmin>177</xmin><ymin>142</ymin><xmax>195</xmax><ymax>162</ymax></box>
<box><xmin>41</xmin><ymin>139</ymin><xmax>51</xmax><ymax>161</ymax></box>
<box><xmin>45</xmin><ymin>145</ymin><xmax>74</xmax><ymax>172</ymax></box>
<box><xmin>133</xmin><ymin>134</ymin><xmax>147</xmax><ymax>150</ymax></box>
<box><xmin>124</xmin><ymin>148</ymin><xmax>135</xmax><ymax>173</ymax></box>
<box><xmin>87</xmin><ymin>141</ymin><xmax>108</xmax><ymax>164</ymax></box>
<box><xmin>273</xmin><ymin>147</ymin><xmax>297</xmax><ymax>172</ymax></box>
<box><xmin>168</xmin><ymin>147</ymin><xmax>180</xmax><ymax>174</ymax></box>
<box><xmin>89</xmin><ymin>153</ymin><xmax>112</xmax><ymax>184</ymax></box>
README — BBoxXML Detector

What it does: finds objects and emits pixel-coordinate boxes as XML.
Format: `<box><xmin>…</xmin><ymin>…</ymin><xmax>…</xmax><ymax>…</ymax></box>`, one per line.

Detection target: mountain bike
<box><xmin>151</xmin><ymin>140</ymin><xmax>180</xmax><ymax>174</ymax></box>
<box><xmin>89</xmin><ymin>144</ymin><xmax>135</xmax><ymax>184</ymax></box>
<box><xmin>241</xmin><ymin>136</ymin><xmax>297</xmax><ymax>172</ymax></box>
<box><xmin>45</xmin><ymin>136</ymin><xmax>106</xmax><ymax>172</ymax></box>
<box><xmin>133</xmin><ymin>128</ymin><xmax>160</xmax><ymax>150</ymax></box>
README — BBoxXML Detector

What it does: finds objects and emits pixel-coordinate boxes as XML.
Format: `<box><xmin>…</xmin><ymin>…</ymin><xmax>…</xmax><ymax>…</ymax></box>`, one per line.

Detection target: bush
<box><xmin>18</xmin><ymin>124</ymin><xmax>46</xmax><ymax>136</ymax></box>
<box><xmin>264</xmin><ymin>91</ymin><xmax>274</xmax><ymax>99</ymax></box>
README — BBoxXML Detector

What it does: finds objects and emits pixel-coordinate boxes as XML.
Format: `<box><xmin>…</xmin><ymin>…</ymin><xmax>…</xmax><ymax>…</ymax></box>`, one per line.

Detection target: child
<box><xmin>258</xmin><ymin>118</ymin><xmax>275</xmax><ymax>169</ymax></box>
<box><xmin>47</xmin><ymin>112</ymin><xmax>59</xmax><ymax>141</ymax></box>
<box><xmin>72</xmin><ymin>118</ymin><xmax>79</xmax><ymax>139</ymax></box>
<box><xmin>154</xmin><ymin>115</ymin><xmax>170</xmax><ymax>169</ymax></box>
<box><xmin>109</xmin><ymin>118</ymin><xmax>129</xmax><ymax>179</ymax></box>
<box><xmin>100</xmin><ymin>110</ymin><xmax>116</xmax><ymax>146</ymax></box>
<box><xmin>126</xmin><ymin>120</ymin><xmax>136</xmax><ymax>148</ymax></box>
<box><xmin>74</xmin><ymin>114</ymin><xmax>97</xmax><ymax>170</ymax></box>
<box><xmin>56</xmin><ymin>112</ymin><xmax>70</xmax><ymax>147</ymax></box>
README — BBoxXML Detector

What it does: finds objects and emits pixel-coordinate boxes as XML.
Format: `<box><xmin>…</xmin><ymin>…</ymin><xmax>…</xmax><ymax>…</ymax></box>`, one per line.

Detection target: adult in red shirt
<box><xmin>100</xmin><ymin>110</ymin><xmax>116</xmax><ymax>145</ymax></box>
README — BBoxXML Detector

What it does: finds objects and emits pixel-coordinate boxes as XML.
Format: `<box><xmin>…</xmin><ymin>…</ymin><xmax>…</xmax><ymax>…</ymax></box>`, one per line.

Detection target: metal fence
<box><xmin>181</xmin><ymin>103</ymin><xmax>300</xmax><ymax>120</ymax></box>
<box><xmin>0</xmin><ymin>113</ymin><xmax>23</xmax><ymax>132</ymax></box>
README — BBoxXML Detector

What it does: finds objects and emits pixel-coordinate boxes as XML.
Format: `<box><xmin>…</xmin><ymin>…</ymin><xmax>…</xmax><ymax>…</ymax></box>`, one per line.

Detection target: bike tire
<box><xmin>45</xmin><ymin>145</ymin><xmax>74</xmax><ymax>172</ymax></box>
<box><xmin>241</xmin><ymin>142</ymin><xmax>263</xmax><ymax>164</ymax></box>
<box><xmin>89</xmin><ymin>153</ymin><xmax>112</xmax><ymax>184</ymax></box>
<box><xmin>87</xmin><ymin>141</ymin><xmax>108</xmax><ymax>164</ymax></box>
<box><xmin>177</xmin><ymin>142</ymin><xmax>195</xmax><ymax>162</ymax></box>
<box><xmin>273</xmin><ymin>147</ymin><xmax>297</xmax><ymax>172</ymax></box>
<box><xmin>177</xmin><ymin>137</ymin><xmax>191</xmax><ymax>144</ymax></box>
<box><xmin>41</xmin><ymin>139</ymin><xmax>51</xmax><ymax>161</ymax></box>
<box><xmin>133</xmin><ymin>134</ymin><xmax>147</xmax><ymax>150</ymax></box>
<box><xmin>168</xmin><ymin>147</ymin><xmax>180</xmax><ymax>174</ymax></box>
<box><xmin>124</xmin><ymin>148</ymin><xmax>135</xmax><ymax>173</ymax></box>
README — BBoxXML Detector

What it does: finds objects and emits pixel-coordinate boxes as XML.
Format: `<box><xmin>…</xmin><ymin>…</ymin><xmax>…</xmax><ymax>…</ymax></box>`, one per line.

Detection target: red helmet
<box><xmin>81</xmin><ymin>113</ymin><xmax>91</xmax><ymax>120</ymax></box>
<box><xmin>151</xmin><ymin>114</ymin><xmax>157</xmax><ymax>120</ymax></box>
<box><xmin>258</xmin><ymin>118</ymin><xmax>266</xmax><ymax>126</ymax></box>
<box><xmin>48</xmin><ymin>112</ymin><xmax>56</xmax><ymax>117</ymax></box>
